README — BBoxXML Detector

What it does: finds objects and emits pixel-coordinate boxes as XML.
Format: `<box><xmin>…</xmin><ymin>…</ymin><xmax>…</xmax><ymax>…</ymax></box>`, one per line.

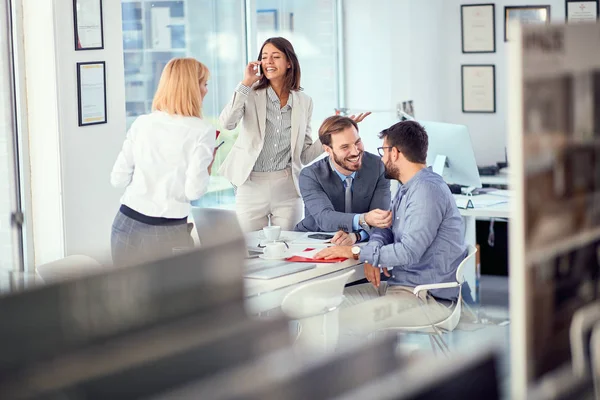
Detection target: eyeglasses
<box><xmin>377</xmin><ymin>146</ymin><xmax>394</xmax><ymax>157</ymax></box>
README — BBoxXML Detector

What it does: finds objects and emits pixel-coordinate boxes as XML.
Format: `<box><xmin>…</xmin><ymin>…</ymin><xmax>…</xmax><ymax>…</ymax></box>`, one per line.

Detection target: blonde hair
<box><xmin>152</xmin><ymin>58</ymin><xmax>210</xmax><ymax>118</ymax></box>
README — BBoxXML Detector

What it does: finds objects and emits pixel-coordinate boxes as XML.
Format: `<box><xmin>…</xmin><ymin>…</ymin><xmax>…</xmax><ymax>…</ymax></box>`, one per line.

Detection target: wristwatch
<box><xmin>358</xmin><ymin>213</ymin><xmax>371</xmax><ymax>232</ymax></box>
<box><xmin>351</xmin><ymin>245</ymin><xmax>361</xmax><ymax>260</ymax></box>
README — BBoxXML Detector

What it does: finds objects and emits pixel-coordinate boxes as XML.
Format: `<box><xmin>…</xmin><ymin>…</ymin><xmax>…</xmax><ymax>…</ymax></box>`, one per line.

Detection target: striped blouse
<box><xmin>236</xmin><ymin>83</ymin><xmax>293</xmax><ymax>172</ymax></box>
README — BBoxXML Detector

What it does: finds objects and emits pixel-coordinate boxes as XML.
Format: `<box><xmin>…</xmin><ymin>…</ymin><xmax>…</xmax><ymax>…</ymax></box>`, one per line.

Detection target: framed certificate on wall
<box><xmin>504</xmin><ymin>5</ymin><xmax>551</xmax><ymax>41</ymax></box>
<box><xmin>73</xmin><ymin>0</ymin><xmax>104</xmax><ymax>50</ymax></box>
<box><xmin>566</xmin><ymin>1</ymin><xmax>599</xmax><ymax>22</ymax></box>
<box><xmin>461</xmin><ymin>4</ymin><xmax>496</xmax><ymax>53</ymax></box>
<box><xmin>462</xmin><ymin>64</ymin><xmax>496</xmax><ymax>113</ymax></box>
<box><xmin>77</xmin><ymin>61</ymin><xmax>107</xmax><ymax>126</ymax></box>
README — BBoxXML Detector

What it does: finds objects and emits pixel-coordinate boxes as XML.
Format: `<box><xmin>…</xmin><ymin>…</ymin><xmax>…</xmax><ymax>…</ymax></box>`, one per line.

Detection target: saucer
<box><xmin>259</xmin><ymin>252</ymin><xmax>291</xmax><ymax>261</ymax></box>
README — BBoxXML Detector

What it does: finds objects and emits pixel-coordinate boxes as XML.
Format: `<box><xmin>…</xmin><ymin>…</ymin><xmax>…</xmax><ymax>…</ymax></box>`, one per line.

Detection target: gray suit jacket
<box><xmin>295</xmin><ymin>152</ymin><xmax>391</xmax><ymax>232</ymax></box>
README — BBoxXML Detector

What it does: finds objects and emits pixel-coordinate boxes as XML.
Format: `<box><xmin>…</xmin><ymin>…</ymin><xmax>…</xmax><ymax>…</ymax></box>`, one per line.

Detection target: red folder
<box><xmin>285</xmin><ymin>248</ymin><xmax>347</xmax><ymax>263</ymax></box>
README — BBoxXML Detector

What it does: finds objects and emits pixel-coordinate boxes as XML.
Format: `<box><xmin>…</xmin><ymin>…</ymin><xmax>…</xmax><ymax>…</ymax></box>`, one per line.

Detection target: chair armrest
<box><xmin>413</xmin><ymin>282</ymin><xmax>460</xmax><ymax>295</ymax></box>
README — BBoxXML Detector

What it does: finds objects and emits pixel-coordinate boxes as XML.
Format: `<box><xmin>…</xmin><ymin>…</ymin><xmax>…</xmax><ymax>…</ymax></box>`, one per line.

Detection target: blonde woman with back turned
<box><xmin>110</xmin><ymin>58</ymin><xmax>216</xmax><ymax>267</ymax></box>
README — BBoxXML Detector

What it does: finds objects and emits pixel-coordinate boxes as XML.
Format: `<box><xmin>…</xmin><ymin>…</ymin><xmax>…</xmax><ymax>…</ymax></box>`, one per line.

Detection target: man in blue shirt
<box><xmin>295</xmin><ymin>116</ymin><xmax>392</xmax><ymax>245</ymax></box>
<box><xmin>316</xmin><ymin>120</ymin><xmax>467</xmax><ymax>303</ymax></box>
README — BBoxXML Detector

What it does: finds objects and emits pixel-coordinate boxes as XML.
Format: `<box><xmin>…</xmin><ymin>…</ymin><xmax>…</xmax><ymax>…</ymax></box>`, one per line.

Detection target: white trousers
<box><xmin>235</xmin><ymin>168</ymin><xmax>303</xmax><ymax>232</ymax></box>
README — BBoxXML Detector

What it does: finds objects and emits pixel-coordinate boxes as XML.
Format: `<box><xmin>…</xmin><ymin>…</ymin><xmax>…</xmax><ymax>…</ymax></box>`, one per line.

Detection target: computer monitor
<box><xmin>419</xmin><ymin>120</ymin><xmax>482</xmax><ymax>188</ymax></box>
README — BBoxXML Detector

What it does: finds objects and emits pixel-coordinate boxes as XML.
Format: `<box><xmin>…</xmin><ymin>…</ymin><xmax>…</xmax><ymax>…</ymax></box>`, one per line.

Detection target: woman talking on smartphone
<box><xmin>219</xmin><ymin>37</ymin><xmax>367</xmax><ymax>232</ymax></box>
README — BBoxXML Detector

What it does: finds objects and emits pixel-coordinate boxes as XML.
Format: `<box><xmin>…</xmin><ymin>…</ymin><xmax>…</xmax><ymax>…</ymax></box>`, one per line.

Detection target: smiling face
<box><xmin>325</xmin><ymin>125</ymin><xmax>365</xmax><ymax>174</ymax></box>
<box><xmin>260</xmin><ymin>43</ymin><xmax>291</xmax><ymax>83</ymax></box>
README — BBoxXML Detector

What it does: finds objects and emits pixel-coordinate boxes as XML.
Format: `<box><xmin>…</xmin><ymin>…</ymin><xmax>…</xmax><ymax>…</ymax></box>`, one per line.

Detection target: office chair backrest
<box><xmin>281</xmin><ymin>270</ymin><xmax>355</xmax><ymax>319</ymax></box>
<box><xmin>36</xmin><ymin>255</ymin><xmax>103</xmax><ymax>283</ymax></box>
<box><xmin>191</xmin><ymin>207</ymin><xmax>243</xmax><ymax>248</ymax></box>
<box><xmin>570</xmin><ymin>300</ymin><xmax>600</xmax><ymax>378</ymax></box>
<box><xmin>456</xmin><ymin>245</ymin><xmax>478</xmax><ymax>285</ymax></box>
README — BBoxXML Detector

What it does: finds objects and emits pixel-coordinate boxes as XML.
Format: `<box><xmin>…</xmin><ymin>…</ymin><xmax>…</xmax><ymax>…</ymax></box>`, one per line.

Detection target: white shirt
<box><xmin>111</xmin><ymin>111</ymin><xmax>215</xmax><ymax>218</ymax></box>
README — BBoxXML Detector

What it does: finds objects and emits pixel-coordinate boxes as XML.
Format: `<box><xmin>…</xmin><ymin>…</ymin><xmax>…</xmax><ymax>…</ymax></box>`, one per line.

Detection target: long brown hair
<box><xmin>152</xmin><ymin>58</ymin><xmax>210</xmax><ymax>118</ymax></box>
<box><xmin>254</xmin><ymin>37</ymin><xmax>302</xmax><ymax>92</ymax></box>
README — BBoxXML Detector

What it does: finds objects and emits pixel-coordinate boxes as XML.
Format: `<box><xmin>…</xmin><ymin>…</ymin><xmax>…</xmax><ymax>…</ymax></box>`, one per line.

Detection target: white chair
<box><xmin>280</xmin><ymin>270</ymin><xmax>355</xmax><ymax>356</ymax></box>
<box><xmin>36</xmin><ymin>255</ymin><xmax>103</xmax><ymax>283</ymax></box>
<box><xmin>373</xmin><ymin>245</ymin><xmax>478</xmax><ymax>355</ymax></box>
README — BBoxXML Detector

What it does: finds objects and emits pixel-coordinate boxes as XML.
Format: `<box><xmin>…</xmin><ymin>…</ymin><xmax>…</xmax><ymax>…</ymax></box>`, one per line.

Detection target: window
<box><xmin>122</xmin><ymin>0</ymin><xmax>246</xmax><ymax>209</ymax></box>
<box><xmin>0</xmin><ymin>0</ymin><xmax>24</xmax><ymax>283</ymax></box>
<box><xmin>121</xmin><ymin>0</ymin><xmax>341</xmax><ymax>210</ymax></box>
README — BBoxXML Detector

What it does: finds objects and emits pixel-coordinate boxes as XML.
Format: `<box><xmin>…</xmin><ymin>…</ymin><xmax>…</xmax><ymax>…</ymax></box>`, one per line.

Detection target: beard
<box><xmin>384</xmin><ymin>158</ymin><xmax>400</xmax><ymax>180</ymax></box>
<box><xmin>332</xmin><ymin>149</ymin><xmax>363</xmax><ymax>172</ymax></box>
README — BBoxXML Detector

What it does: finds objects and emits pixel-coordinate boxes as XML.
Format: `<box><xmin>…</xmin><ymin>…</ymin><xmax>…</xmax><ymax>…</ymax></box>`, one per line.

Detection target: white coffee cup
<box><xmin>263</xmin><ymin>242</ymin><xmax>286</xmax><ymax>258</ymax></box>
<box><xmin>263</xmin><ymin>225</ymin><xmax>281</xmax><ymax>241</ymax></box>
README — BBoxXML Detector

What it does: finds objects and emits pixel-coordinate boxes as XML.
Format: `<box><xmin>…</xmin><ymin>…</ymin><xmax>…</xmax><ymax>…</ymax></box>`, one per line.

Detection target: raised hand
<box><xmin>348</xmin><ymin>111</ymin><xmax>372</xmax><ymax>123</ymax></box>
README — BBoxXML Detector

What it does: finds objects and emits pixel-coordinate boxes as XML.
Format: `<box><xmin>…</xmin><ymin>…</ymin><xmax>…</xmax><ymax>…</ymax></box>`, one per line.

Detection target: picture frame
<box><xmin>257</xmin><ymin>9</ymin><xmax>278</xmax><ymax>31</ymax></box>
<box><xmin>504</xmin><ymin>5</ymin><xmax>551</xmax><ymax>42</ymax></box>
<box><xmin>461</xmin><ymin>4</ymin><xmax>496</xmax><ymax>53</ymax></box>
<box><xmin>77</xmin><ymin>61</ymin><xmax>107</xmax><ymax>126</ymax></box>
<box><xmin>73</xmin><ymin>0</ymin><xmax>104</xmax><ymax>50</ymax></box>
<box><xmin>566</xmin><ymin>0</ymin><xmax>599</xmax><ymax>22</ymax></box>
<box><xmin>461</xmin><ymin>64</ymin><xmax>496</xmax><ymax>114</ymax></box>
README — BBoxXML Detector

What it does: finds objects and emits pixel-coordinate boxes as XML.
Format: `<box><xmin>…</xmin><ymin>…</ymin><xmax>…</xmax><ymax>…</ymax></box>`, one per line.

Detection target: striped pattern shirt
<box><xmin>236</xmin><ymin>83</ymin><xmax>293</xmax><ymax>172</ymax></box>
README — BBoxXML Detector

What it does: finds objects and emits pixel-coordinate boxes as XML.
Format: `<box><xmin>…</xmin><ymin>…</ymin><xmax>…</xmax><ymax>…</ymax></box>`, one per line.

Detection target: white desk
<box><xmin>456</xmin><ymin>192</ymin><xmax>511</xmax><ymax>301</ymax></box>
<box><xmin>243</xmin><ymin>231</ymin><xmax>365</xmax><ymax>314</ymax></box>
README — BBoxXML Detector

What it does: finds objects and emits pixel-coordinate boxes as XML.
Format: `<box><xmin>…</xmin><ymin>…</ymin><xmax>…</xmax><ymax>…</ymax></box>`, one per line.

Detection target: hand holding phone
<box><xmin>242</xmin><ymin>61</ymin><xmax>262</xmax><ymax>86</ymax></box>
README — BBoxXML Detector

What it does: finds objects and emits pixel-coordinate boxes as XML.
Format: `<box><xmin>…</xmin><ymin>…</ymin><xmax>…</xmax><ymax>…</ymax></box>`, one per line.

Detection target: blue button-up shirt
<box><xmin>359</xmin><ymin>167</ymin><xmax>467</xmax><ymax>300</ymax></box>
<box><xmin>329</xmin><ymin>160</ymin><xmax>368</xmax><ymax>241</ymax></box>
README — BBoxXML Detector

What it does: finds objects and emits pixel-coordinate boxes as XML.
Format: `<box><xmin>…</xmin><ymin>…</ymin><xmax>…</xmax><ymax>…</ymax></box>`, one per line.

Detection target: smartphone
<box><xmin>308</xmin><ymin>233</ymin><xmax>334</xmax><ymax>240</ymax></box>
<box><xmin>256</xmin><ymin>62</ymin><xmax>262</xmax><ymax>77</ymax></box>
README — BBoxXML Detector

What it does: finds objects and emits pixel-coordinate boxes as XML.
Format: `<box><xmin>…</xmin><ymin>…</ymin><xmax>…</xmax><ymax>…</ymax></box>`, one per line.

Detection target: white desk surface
<box><xmin>244</xmin><ymin>231</ymin><xmax>364</xmax><ymax>299</ymax></box>
<box><xmin>455</xmin><ymin>192</ymin><xmax>511</xmax><ymax>219</ymax></box>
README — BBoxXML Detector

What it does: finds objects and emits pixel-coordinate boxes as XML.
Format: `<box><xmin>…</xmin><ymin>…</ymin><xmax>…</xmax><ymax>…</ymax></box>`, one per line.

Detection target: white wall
<box><xmin>24</xmin><ymin>0</ymin><xmax>126</xmax><ymax>266</ymax></box>
<box><xmin>344</xmin><ymin>0</ymin><xmax>564</xmax><ymax>166</ymax></box>
<box><xmin>343</xmin><ymin>0</ymin><xmax>412</xmax><ymax>154</ymax></box>
<box><xmin>437</xmin><ymin>0</ymin><xmax>564</xmax><ymax>166</ymax></box>
<box><xmin>22</xmin><ymin>0</ymin><xmax>64</xmax><ymax>267</ymax></box>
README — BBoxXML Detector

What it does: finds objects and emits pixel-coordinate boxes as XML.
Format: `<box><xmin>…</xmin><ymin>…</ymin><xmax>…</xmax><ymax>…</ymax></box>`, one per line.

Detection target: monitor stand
<box><xmin>432</xmin><ymin>154</ymin><xmax>447</xmax><ymax>177</ymax></box>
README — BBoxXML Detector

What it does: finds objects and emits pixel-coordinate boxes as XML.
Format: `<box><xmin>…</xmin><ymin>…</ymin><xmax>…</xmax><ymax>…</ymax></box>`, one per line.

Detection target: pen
<box><xmin>215</xmin><ymin>140</ymin><xmax>225</xmax><ymax>150</ymax></box>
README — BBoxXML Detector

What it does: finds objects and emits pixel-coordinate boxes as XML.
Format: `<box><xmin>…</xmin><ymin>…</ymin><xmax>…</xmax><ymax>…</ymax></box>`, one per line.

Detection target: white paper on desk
<box><xmin>487</xmin><ymin>189</ymin><xmax>513</xmax><ymax>198</ymax></box>
<box><xmin>292</xmin><ymin>248</ymin><xmax>322</xmax><ymax>258</ymax></box>
<box><xmin>470</xmin><ymin>197</ymin><xmax>509</xmax><ymax>208</ymax></box>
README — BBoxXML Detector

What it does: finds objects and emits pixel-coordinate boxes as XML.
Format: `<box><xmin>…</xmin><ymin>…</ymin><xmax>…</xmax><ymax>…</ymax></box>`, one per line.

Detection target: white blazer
<box><xmin>218</xmin><ymin>85</ymin><xmax>323</xmax><ymax>195</ymax></box>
